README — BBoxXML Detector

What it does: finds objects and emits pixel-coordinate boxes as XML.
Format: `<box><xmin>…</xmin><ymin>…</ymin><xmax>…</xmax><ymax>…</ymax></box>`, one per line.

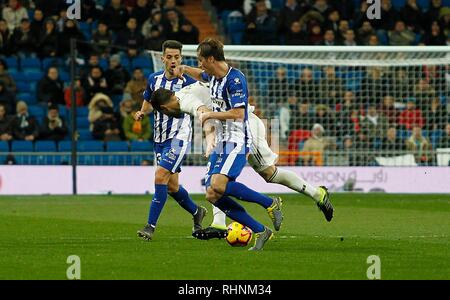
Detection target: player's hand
<box><xmin>134</xmin><ymin>111</ymin><xmax>145</xmax><ymax>121</ymax></box>
<box><xmin>199</xmin><ymin>112</ymin><xmax>212</xmax><ymax>126</ymax></box>
<box><xmin>205</xmin><ymin>141</ymin><xmax>215</xmax><ymax>158</ymax></box>
<box><xmin>172</xmin><ymin>65</ymin><xmax>186</xmax><ymax>81</ymax></box>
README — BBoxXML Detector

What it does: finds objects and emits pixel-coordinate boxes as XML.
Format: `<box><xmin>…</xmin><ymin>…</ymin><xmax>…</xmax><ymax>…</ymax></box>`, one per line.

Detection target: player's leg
<box><xmin>168</xmin><ymin>173</ymin><xmax>207</xmax><ymax>231</ymax></box>
<box><xmin>207</xmin><ymin>173</ymin><xmax>273</xmax><ymax>250</ymax></box>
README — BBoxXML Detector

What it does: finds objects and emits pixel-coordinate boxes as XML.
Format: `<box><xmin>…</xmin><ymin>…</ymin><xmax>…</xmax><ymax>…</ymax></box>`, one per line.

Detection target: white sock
<box><xmin>268</xmin><ymin>168</ymin><xmax>321</xmax><ymax>203</ymax></box>
<box><xmin>211</xmin><ymin>205</ymin><xmax>227</xmax><ymax>228</ymax></box>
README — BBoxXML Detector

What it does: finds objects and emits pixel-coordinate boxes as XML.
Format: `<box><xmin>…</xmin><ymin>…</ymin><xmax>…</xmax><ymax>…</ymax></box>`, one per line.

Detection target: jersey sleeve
<box><xmin>200</xmin><ymin>71</ymin><xmax>210</xmax><ymax>82</ymax></box>
<box><xmin>228</xmin><ymin>74</ymin><xmax>248</xmax><ymax>109</ymax></box>
<box><xmin>143</xmin><ymin>75</ymin><xmax>154</xmax><ymax>102</ymax></box>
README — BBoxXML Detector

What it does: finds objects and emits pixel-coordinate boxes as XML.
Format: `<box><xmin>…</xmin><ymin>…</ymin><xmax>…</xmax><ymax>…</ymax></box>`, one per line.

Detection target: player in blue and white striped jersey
<box><xmin>135</xmin><ymin>40</ymin><xmax>207</xmax><ymax>241</ymax></box>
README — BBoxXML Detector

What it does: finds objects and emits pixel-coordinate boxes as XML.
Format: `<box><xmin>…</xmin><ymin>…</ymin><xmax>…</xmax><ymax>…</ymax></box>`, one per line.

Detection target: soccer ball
<box><xmin>225</xmin><ymin>222</ymin><xmax>253</xmax><ymax>247</ymax></box>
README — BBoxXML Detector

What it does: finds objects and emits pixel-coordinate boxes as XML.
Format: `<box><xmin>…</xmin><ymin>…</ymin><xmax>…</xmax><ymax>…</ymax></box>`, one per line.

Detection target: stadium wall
<box><xmin>0</xmin><ymin>166</ymin><xmax>449</xmax><ymax>195</ymax></box>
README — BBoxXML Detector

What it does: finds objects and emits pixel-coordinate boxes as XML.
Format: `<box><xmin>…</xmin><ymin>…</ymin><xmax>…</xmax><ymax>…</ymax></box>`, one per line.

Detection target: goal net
<box><xmin>149</xmin><ymin>46</ymin><xmax>450</xmax><ymax>167</ymax></box>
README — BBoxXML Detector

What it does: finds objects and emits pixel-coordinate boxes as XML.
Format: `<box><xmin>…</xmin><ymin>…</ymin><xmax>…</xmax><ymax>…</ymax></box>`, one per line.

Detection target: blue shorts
<box><xmin>205</xmin><ymin>142</ymin><xmax>248</xmax><ymax>187</ymax></box>
<box><xmin>154</xmin><ymin>139</ymin><xmax>189</xmax><ymax>174</ymax></box>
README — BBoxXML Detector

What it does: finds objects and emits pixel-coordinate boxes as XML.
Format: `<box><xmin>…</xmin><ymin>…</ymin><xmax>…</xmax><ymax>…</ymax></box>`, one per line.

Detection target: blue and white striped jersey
<box><xmin>143</xmin><ymin>70</ymin><xmax>196</xmax><ymax>143</ymax></box>
<box><xmin>201</xmin><ymin>67</ymin><xmax>252</xmax><ymax>148</ymax></box>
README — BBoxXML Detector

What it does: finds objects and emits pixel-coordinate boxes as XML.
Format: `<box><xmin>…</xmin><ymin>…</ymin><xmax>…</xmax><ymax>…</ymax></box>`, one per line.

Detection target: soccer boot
<box><xmin>137</xmin><ymin>224</ymin><xmax>155</xmax><ymax>241</ymax></box>
<box><xmin>316</xmin><ymin>186</ymin><xmax>334</xmax><ymax>222</ymax></box>
<box><xmin>192</xmin><ymin>225</ymin><xmax>228</xmax><ymax>240</ymax></box>
<box><xmin>266</xmin><ymin>196</ymin><xmax>283</xmax><ymax>231</ymax></box>
<box><xmin>248</xmin><ymin>227</ymin><xmax>273</xmax><ymax>251</ymax></box>
<box><xmin>192</xmin><ymin>206</ymin><xmax>208</xmax><ymax>232</ymax></box>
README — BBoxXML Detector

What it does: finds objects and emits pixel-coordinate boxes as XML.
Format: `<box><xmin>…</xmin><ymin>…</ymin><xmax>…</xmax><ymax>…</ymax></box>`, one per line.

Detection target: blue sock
<box><xmin>214</xmin><ymin>196</ymin><xmax>265</xmax><ymax>233</ymax></box>
<box><xmin>147</xmin><ymin>184</ymin><xmax>168</xmax><ymax>227</ymax></box>
<box><xmin>169</xmin><ymin>186</ymin><xmax>198</xmax><ymax>215</ymax></box>
<box><xmin>225</xmin><ymin>181</ymin><xmax>273</xmax><ymax>209</ymax></box>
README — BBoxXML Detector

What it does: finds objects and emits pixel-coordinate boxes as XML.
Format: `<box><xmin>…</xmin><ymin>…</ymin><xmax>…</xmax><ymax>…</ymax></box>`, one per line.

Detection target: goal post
<box><xmin>149</xmin><ymin>46</ymin><xmax>450</xmax><ymax>167</ymax></box>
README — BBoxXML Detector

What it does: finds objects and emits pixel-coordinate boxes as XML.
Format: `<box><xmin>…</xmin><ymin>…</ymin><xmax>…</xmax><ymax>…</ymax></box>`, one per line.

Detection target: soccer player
<box><xmin>135</xmin><ymin>40</ymin><xmax>207</xmax><ymax>241</ymax></box>
<box><xmin>149</xmin><ymin>82</ymin><xmax>334</xmax><ymax>240</ymax></box>
<box><xmin>170</xmin><ymin>38</ymin><xmax>284</xmax><ymax>251</ymax></box>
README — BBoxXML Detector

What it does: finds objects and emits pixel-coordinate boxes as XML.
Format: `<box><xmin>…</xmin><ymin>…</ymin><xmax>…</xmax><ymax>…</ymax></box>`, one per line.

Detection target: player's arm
<box><xmin>199</xmin><ymin>108</ymin><xmax>245</xmax><ymax>125</ymax></box>
<box><xmin>173</xmin><ymin>65</ymin><xmax>206</xmax><ymax>82</ymax></box>
<box><xmin>135</xmin><ymin>79</ymin><xmax>154</xmax><ymax>121</ymax></box>
<box><xmin>197</xmin><ymin>105</ymin><xmax>217</xmax><ymax>157</ymax></box>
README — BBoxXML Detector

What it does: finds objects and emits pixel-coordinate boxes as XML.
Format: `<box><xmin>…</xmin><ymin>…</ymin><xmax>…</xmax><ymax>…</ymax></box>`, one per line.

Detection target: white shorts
<box><xmin>247</xmin><ymin>113</ymin><xmax>278</xmax><ymax>172</ymax></box>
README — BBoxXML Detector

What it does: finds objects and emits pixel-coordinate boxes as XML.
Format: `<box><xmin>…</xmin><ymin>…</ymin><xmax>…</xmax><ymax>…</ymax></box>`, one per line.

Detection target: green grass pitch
<box><xmin>0</xmin><ymin>193</ymin><xmax>449</xmax><ymax>280</ymax></box>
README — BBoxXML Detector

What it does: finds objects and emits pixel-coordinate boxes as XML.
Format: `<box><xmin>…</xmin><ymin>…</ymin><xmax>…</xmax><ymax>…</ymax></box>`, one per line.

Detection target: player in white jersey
<box><xmin>150</xmin><ymin>81</ymin><xmax>335</xmax><ymax>240</ymax></box>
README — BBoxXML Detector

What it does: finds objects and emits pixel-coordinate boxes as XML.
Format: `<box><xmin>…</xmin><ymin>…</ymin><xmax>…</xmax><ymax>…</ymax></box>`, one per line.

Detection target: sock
<box><xmin>211</xmin><ymin>205</ymin><xmax>227</xmax><ymax>228</ymax></box>
<box><xmin>224</xmin><ymin>181</ymin><xmax>273</xmax><ymax>209</ymax></box>
<box><xmin>147</xmin><ymin>184</ymin><xmax>168</xmax><ymax>227</ymax></box>
<box><xmin>169</xmin><ymin>186</ymin><xmax>198</xmax><ymax>215</ymax></box>
<box><xmin>268</xmin><ymin>168</ymin><xmax>320</xmax><ymax>203</ymax></box>
<box><xmin>214</xmin><ymin>196</ymin><xmax>265</xmax><ymax>233</ymax></box>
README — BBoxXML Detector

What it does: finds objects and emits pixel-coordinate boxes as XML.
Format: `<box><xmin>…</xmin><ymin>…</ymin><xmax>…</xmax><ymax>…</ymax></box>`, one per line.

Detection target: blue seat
<box><xmin>42</xmin><ymin>58</ymin><xmax>64</xmax><ymax>70</ymax></box>
<box><xmin>11</xmin><ymin>141</ymin><xmax>33</xmax><ymax>152</ymax></box>
<box><xmin>0</xmin><ymin>141</ymin><xmax>9</xmax><ymax>152</ymax></box>
<box><xmin>417</xmin><ymin>0</ymin><xmax>430</xmax><ymax>11</ymax></box>
<box><xmin>16</xmin><ymin>82</ymin><xmax>31</xmax><ymax>93</ymax></box>
<box><xmin>5</xmin><ymin>57</ymin><xmax>18</xmax><ymax>70</ymax></box>
<box><xmin>76</xmin><ymin>107</ymin><xmax>89</xmax><ymax>117</ymax></box>
<box><xmin>35</xmin><ymin>141</ymin><xmax>57</xmax><ymax>152</ymax></box>
<box><xmin>270</xmin><ymin>0</ymin><xmax>284</xmax><ymax>11</ymax></box>
<box><xmin>78</xmin><ymin>141</ymin><xmax>104</xmax><ymax>152</ymax></box>
<box><xmin>58</xmin><ymin>141</ymin><xmax>74</xmax><ymax>152</ymax></box>
<box><xmin>21</xmin><ymin>57</ymin><xmax>41</xmax><ymax>71</ymax></box>
<box><xmin>28</xmin><ymin>105</ymin><xmax>45</xmax><ymax>120</ymax></box>
<box><xmin>17</xmin><ymin>93</ymin><xmax>36</xmax><ymax>105</ymax></box>
<box><xmin>11</xmin><ymin>72</ymin><xmax>27</xmax><ymax>82</ymax></box>
<box><xmin>99</xmin><ymin>58</ymin><xmax>108</xmax><ymax>70</ymax></box>
<box><xmin>106</xmin><ymin>141</ymin><xmax>129</xmax><ymax>152</ymax></box>
<box><xmin>132</xmin><ymin>56</ymin><xmax>153</xmax><ymax>69</ymax></box>
<box><xmin>76</xmin><ymin>116</ymin><xmax>90</xmax><ymax>129</ymax></box>
<box><xmin>78</xmin><ymin>129</ymin><xmax>94</xmax><ymax>140</ymax></box>
<box><xmin>391</xmin><ymin>0</ymin><xmax>406</xmax><ymax>11</ymax></box>
<box><xmin>26</xmin><ymin>71</ymin><xmax>44</xmax><ymax>81</ymax></box>
<box><xmin>59</xmin><ymin>71</ymin><xmax>70</xmax><ymax>82</ymax></box>
<box><xmin>120</xmin><ymin>57</ymin><xmax>131</xmax><ymax>70</ymax></box>
<box><xmin>130</xmin><ymin>141</ymin><xmax>153</xmax><ymax>152</ymax></box>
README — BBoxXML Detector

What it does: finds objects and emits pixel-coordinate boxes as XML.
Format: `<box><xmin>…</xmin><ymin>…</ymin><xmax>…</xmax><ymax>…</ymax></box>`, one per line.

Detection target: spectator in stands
<box><xmin>424</xmin><ymin>0</ymin><xmax>443</xmax><ymax>30</ymax></box>
<box><xmin>388</xmin><ymin>20</ymin><xmax>416</xmax><ymax>46</ymax></box>
<box><xmin>0</xmin><ymin>80</ymin><xmax>16</xmax><ymax>115</ymax></box>
<box><xmin>132</xmin><ymin>0</ymin><xmax>152</xmax><ymax>30</ymax></box>
<box><xmin>295</xmin><ymin>68</ymin><xmax>318</xmax><ymax>104</ymax></box>
<box><xmin>268</xmin><ymin>66</ymin><xmax>289</xmax><ymax>105</ymax></box>
<box><xmin>423</xmin><ymin>97</ymin><xmax>448</xmax><ymax>132</ymax></box>
<box><xmin>115</xmin><ymin>17</ymin><xmax>144</xmax><ymax>58</ymax></box>
<box><xmin>413</xmin><ymin>78</ymin><xmax>436</xmax><ymax>110</ymax></box>
<box><xmin>438</xmin><ymin>123</ymin><xmax>450</xmax><ymax>148</ymax></box>
<box><xmin>88</xmin><ymin>92</ymin><xmax>113</xmax><ymax>130</ymax></box>
<box><xmin>330</xmin><ymin>0</ymin><xmax>354</xmax><ymax>21</ymax></box>
<box><xmin>423</xmin><ymin>64</ymin><xmax>446</xmax><ymax>92</ymax></box>
<box><xmin>80</xmin><ymin>0</ymin><xmax>99</xmax><ymax>23</ymax></box>
<box><xmin>337</xmin><ymin>19</ymin><xmax>350</xmax><ymax>42</ymax></box>
<box><xmin>37</xmin><ymin>18</ymin><xmax>59</xmax><ymax>58</ymax></box>
<box><xmin>285</xmin><ymin>21</ymin><xmax>306</xmax><ymax>45</ymax></box>
<box><xmin>123</xmin><ymin>105</ymin><xmax>151</xmax><ymax>142</ymax></box>
<box><xmin>318</xmin><ymin>66</ymin><xmax>343</xmax><ymax>106</ymax></box>
<box><xmin>244</xmin><ymin>0</ymin><xmax>278</xmax><ymax>45</ymax></box>
<box><xmin>58</xmin><ymin>19</ymin><xmax>87</xmax><ymax>58</ymax></box>
<box><xmin>367</xmin><ymin>34</ymin><xmax>380</xmax><ymax>45</ymax></box>
<box><xmin>398</xmin><ymin>98</ymin><xmax>424</xmax><ymax>130</ymax></box>
<box><xmin>342</xmin><ymin>29</ymin><xmax>357</xmax><ymax>46</ymax></box>
<box><xmin>379</xmin><ymin>95</ymin><xmax>398</xmax><ymax>125</ymax></box>
<box><xmin>0</xmin><ymin>59</ymin><xmax>16</xmax><ymax>93</ymax></box>
<box><xmin>2</xmin><ymin>0</ymin><xmax>28</xmax><ymax>31</ymax></box>
<box><xmin>357</xmin><ymin>21</ymin><xmax>376</xmax><ymax>45</ymax></box>
<box><xmin>92</xmin><ymin>106</ymin><xmax>122</xmax><ymax>142</ymax></box>
<box><xmin>80</xmin><ymin>54</ymin><xmax>101</xmax><ymax>78</ymax></box>
<box><xmin>162</xmin><ymin>0</ymin><xmax>185</xmax><ymax>19</ymax></box>
<box><xmin>307</xmin><ymin>24</ymin><xmax>323</xmax><ymax>45</ymax></box>
<box><xmin>143</xmin><ymin>25</ymin><xmax>165</xmax><ymax>51</ymax></box>
<box><xmin>178</xmin><ymin>19</ymin><xmax>199</xmax><ymax>45</ymax></box>
<box><xmin>381</xmin><ymin>127</ymin><xmax>406</xmax><ymax>152</ymax></box>
<box><xmin>248</xmin><ymin>95</ymin><xmax>264</xmax><ymax>118</ymax></box>
<box><xmin>321</xmin><ymin>29</ymin><xmax>338</xmax><ymax>45</ymax></box>
<box><xmin>83</xmin><ymin>66</ymin><xmax>109</xmax><ymax>102</ymax></box>
<box><xmin>337</xmin><ymin>93</ymin><xmax>361</xmax><ymax>137</ymax></box>
<box><xmin>34</xmin><ymin>0</ymin><xmax>64</xmax><ymax>18</ymax></box>
<box><xmin>360</xmin><ymin>66</ymin><xmax>390</xmax><ymax>106</ymax></box>
<box><xmin>91</xmin><ymin>21</ymin><xmax>114</xmax><ymax>58</ymax></box>
<box><xmin>100</xmin><ymin>0</ymin><xmax>129</xmax><ymax>32</ymax></box>
<box><xmin>312</xmin><ymin>104</ymin><xmax>336</xmax><ymax>133</ymax></box>
<box><xmin>361</xmin><ymin>104</ymin><xmax>389</xmax><ymax>144</ymax></box>
<box><xmin>278</xmin><ymin>0</ymin><xmax>307</xmax><ymax>36</ymax></box>
<box><xmin>11</xmin><ymin>18</ymin><xmax>35</xmax><ymax>57</ymax></box>
<box><xmin>37</xmin><ymin>67</ymin><xmax>64</xmax><ymax>106</ymax></box>
<box><xmin>142</xmin><ymin>10</ymin><xmax>165</xmax><ymax>38</ymax></box>
<box><xmin>400</xmin><ymin>0</ymin><xmax>424</xmax><ymax>33</ymax></box>
<box><xmin>422</xmin><ymin>21</ymin><xmax>447</xmax><ymax>45</ymax></box>
<box><xmin>11</xmin><ymin>100</ymin><xmax>39</xmax><ymax>141</ymax></box>
<box><xmin>439</xmin><ymin>7</ymin><xmax>450</xmax><ymax>37</ymax></box>
<box><xmin>39</xmin><ymin>103</ymin><xmax>67</xmax><ymax>141</ymax></box>
<box><xmin>243</xmin><ymin>0</ymin><xmax>271</xmax><ymax>16</ymax></box>
<box><xmin>324</xmin><ymin>9</ymin><xmax>340</xmax><ymax>34</ymax></box>
<box><xmin>124</xmin><ymin>67</ymin><xmax>147</xmax><ymax>107</ymax></box>
<box><xmin>291</xmin><ymin>101</ymin><xmax>313</xmax><ymax>131</ymax></box>
<box><xmin>302</xmin><ymin>123</ymin><xmax>328</xmax><ymax>166</ymax></box>
<box><xmin>0</xmin><ymin>19</ymin><xmax>12</xmax><ymax>56</ymax></box>
<box><xmin>55</xmin><ymin>7</ymin><xmax>68</xmax><ymax>33</ymax></box>
<box><xmin>105</xmin><ymin>54</ymin><xmax>131</xmax><ymax>96</ymax></box>
<box><xmin>388</xmin><ymin>67</ymin><xmax>414</xmax><ymax>100</ymax></box>
<box><xmin>406</xmin><ymin>126</ymin><xmax>432</xmax><ymax>165</ymax></box>
<box><xmin>311</xmin><ymin>0</ymin><xmax>333</xmax><ymax>19</ymax></box>
<box><xmin>30</xmin><ymin>9</ymin><xmax>44</xmax><ymax>41</ymax></box>
<box><xmin>64</xmin><ymin>77</ymin><xmax>85</xmax><ymax>108</ymax></box>
<box><xmin>0</xmin><ymin>103</ymin><xmax>12</xmax><ymax>141</ymax></box>
<box><xmin>372</xmin><ymin>0</ymin><xmax>401</xmax><ymax>32</ymax></box>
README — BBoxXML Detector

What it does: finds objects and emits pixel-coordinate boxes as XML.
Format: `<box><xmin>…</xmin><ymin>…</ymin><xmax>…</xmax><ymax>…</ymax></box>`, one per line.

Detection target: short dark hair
<box><xmin>150</xmin><ymin>88</ymin><xmax>175</xmax><ymax>110</ymax></box>
<box><xmin>197</xmin><ymin>38</ymin><xmax>225</xmax><ymax>61</ymax></box>
<box><xmin>162</xmin><ymin>40</ymin><xmax>183</xmax><ymax>54</ymax></box>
